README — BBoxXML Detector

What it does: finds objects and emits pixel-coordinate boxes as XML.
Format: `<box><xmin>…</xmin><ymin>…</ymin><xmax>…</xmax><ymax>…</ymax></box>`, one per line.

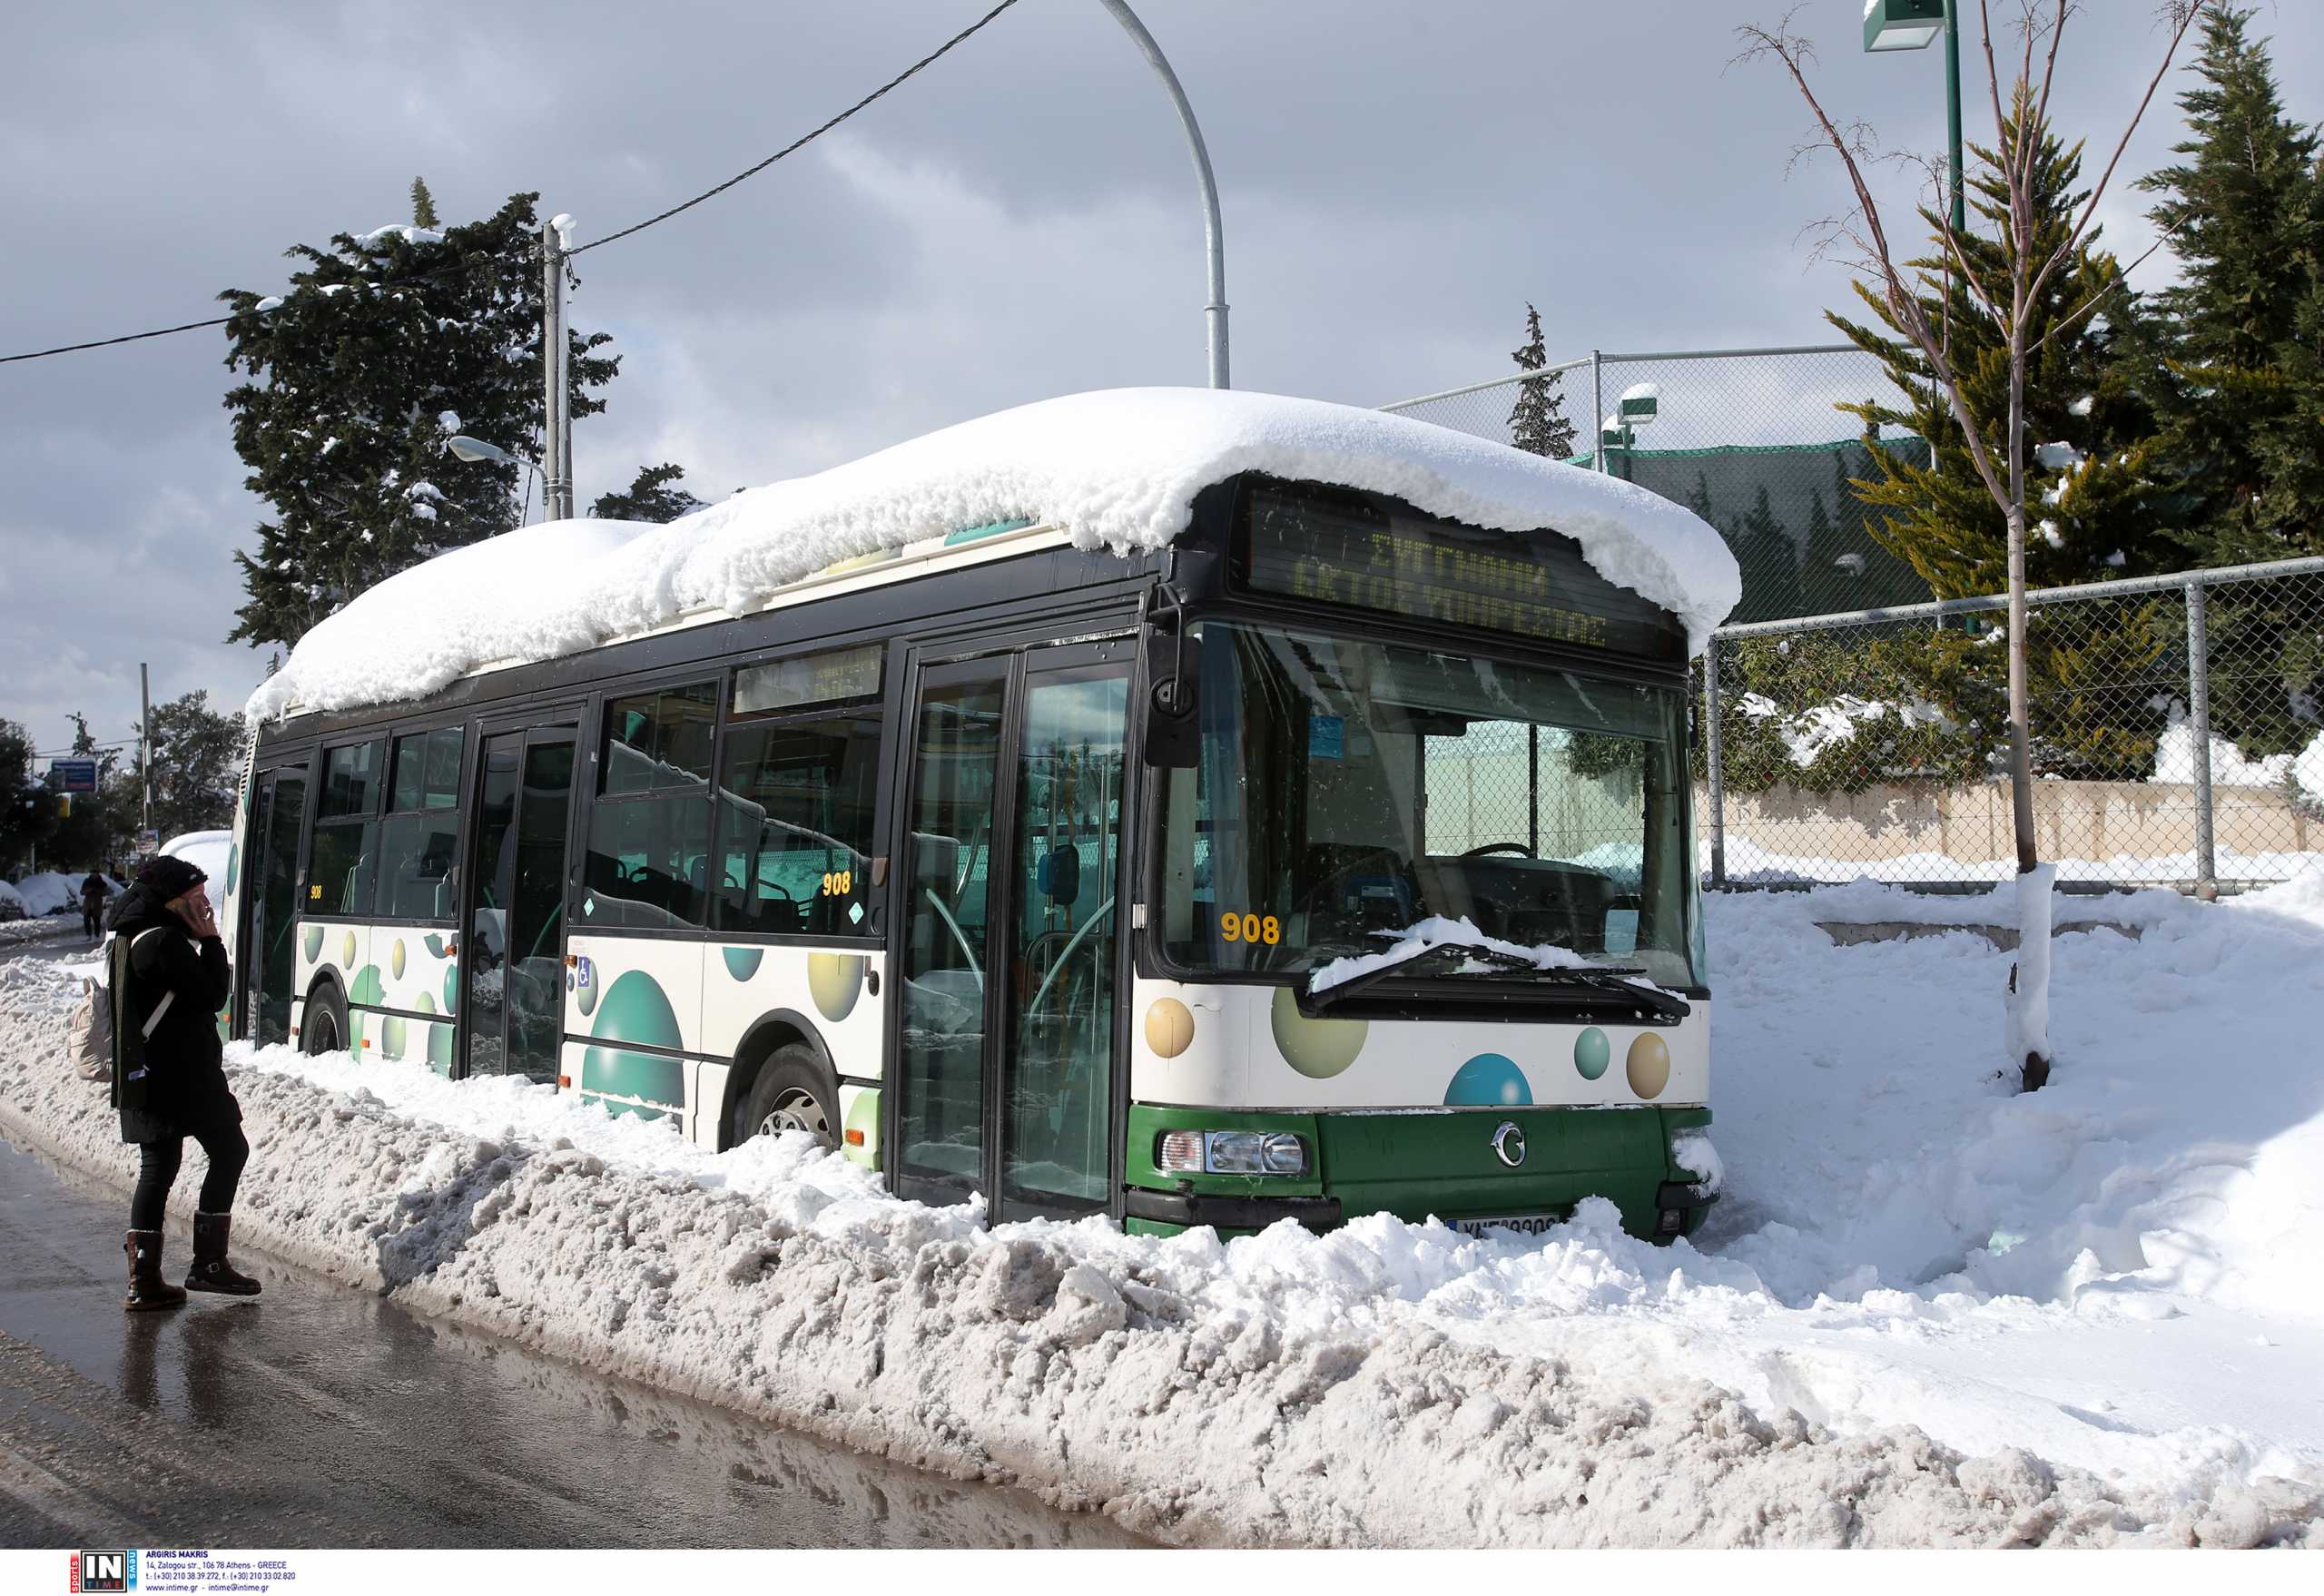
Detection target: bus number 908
<box><xmin>1219</xmin><ymin>911</ymin><xmax>1280</xmax><ymax>946</ymax></box>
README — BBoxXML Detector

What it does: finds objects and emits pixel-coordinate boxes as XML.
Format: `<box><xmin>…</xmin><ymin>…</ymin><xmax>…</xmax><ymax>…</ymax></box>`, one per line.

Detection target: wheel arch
<box><xmin>300</xmin><ymin>970</ymin><xmax>348</xmax><ymax>1051</ymax></box>
<box><xmin>718</xmin><ymin>1008</ymin><xmax>837</xmax><ymax>1151</ymax></box>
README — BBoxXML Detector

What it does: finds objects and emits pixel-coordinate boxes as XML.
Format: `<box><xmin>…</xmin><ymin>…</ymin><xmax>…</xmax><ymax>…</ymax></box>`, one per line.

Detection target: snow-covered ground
<box><xmin>5</xmin><ymin>870</ymin><xmax>120</xmax><ymax>917</ymax></box>
<box><xmin>3</xmin><ymin>885</ymin><xmax>2320</xmax><ymax>1546</ymax></box>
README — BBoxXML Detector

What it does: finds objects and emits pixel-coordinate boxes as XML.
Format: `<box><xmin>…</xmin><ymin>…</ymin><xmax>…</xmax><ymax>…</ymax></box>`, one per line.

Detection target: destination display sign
<box><xmin>1236</xmin><ymin>483</ymin><xmax>1684</xmax><ymax>661</ymax></box>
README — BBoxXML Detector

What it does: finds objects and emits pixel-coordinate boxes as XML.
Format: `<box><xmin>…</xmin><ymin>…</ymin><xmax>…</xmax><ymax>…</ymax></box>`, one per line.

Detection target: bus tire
<box><xmin>738</xmin><ymin>1047</ymin><xmax>838</xmax><ymax>1149</ymax></box>
<box><xmin>303</xmin><ymin>980</ymin><xmax>350</xmax><ymax>1058</ymax></box>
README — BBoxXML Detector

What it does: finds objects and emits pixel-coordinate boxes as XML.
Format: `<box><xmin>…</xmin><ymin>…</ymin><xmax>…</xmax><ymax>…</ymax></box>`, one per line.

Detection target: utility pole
<box><xmin>541</xmin><ymin>217</ymin><xmax>574</xmax><ymax>520</ymax></box>
<box><xmin>1097</xmin><ymin>1</ymin><xmax>1229</xmax><ymax>389</ymax></box>
<box><xmin>138</xmin><ymin>662</ymin><xmax>153</xmax><ymax>835</ymax></box>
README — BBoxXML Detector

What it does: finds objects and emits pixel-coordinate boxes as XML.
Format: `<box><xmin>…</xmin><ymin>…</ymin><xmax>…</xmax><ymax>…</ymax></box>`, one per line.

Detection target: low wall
<box><xmin>1701</xmin><ymin>778</ymin><xmax>2319</xmax><ymax>883</ymax></box>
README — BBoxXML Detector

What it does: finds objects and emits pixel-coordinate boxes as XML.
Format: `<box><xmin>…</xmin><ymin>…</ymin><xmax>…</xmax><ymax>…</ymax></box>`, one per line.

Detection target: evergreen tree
<box><xmin>219</xmin><ymin>191</ymin><xmax>619</xmax><ymax>652</ymax></box>
<box><xmin>1820</xmin><ymin>439</ymin><xmax>1934</xmax><ymax>610</ymax></box>
<box><xmin>1507</xmin><ymin>304</ymin><xmax>1578</xmax><ymax>458</ymax></box>
<box><xmin>2135</xmin><ymin>5</ymin><xmax>2324</xmax><ymax>565</ymax></box>
<box><xmin>0</xmin><ymin>719</ymin><xmax>59</xmax><ymax>876</ymax></box>
<box><xmin>592</xmin><ymin>463</ymin><xmax>706</xmax><ymax>524</ymax></box>
<box><xmin>1827</xmin><ymin>105</ymin><xmax>2171</xmax><ymax>598</ymax></box>
<box><xmin>1730</xmin><ymin>484</ymin><xmax>1802</xmax><ymax>623</ymax></box>
<box><xmin>409</xmin><ymin>177</ymin><xmax>440</xmax><ymax>231</ymax></box>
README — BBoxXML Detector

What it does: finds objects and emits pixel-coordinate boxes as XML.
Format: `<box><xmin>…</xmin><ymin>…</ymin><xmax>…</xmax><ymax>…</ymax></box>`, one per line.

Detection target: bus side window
<box><xmin>375</xmin><ymin>727</ymin><xmax>464</xmax><ymax>921</ymax></box>
<box><xmin>583</xmin><ymin>683</ymin><xmax>717</xmax><ymax>930</ymax></box>
<box><xmin>308</xmin><ymin>739</ymin><xmax>383</xmax><ymax>917</ymax></box>
<box><xmin>714</xmin><ymin>648</ymin><xmax>884</xmax><ymax>940</ymax></box>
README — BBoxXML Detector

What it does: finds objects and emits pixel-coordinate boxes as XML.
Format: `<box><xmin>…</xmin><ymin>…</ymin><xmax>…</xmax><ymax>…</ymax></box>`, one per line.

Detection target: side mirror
<box><xmin>1039</xmin><ymin>843</ymin><xmax>1081</xmax><ymax>906</ymax></box>
<box><xmin>1139</xmin><ymin>586</ymin><xmax>1202</xmax><ymax>769</ymax></box>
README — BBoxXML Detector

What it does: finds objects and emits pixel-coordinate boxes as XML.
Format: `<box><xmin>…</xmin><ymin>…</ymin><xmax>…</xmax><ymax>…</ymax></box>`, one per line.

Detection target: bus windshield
<box><xmin>1155</xmin><ymin>623</ymin><xmax>1700</xmax><ymax>990</ymax></box>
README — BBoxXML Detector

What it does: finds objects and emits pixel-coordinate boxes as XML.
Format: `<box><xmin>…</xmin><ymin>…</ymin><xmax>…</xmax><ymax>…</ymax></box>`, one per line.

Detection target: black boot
<box><xmin>184</xmin><ymin>1211</ymin><xmax>261</xmax><ymax>1296</ymax></box>
<box><xmin>124</xmin><ymin>1230</ymin><xmax>188</xmax><ymax>1313</ymax></box>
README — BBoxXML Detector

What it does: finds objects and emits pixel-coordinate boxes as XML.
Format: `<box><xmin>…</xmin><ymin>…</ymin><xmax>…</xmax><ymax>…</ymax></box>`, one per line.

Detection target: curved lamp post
<box><xmin>1097</xmin><ymin>0</ymin><xmax>1229</xmax><ymax>389</ymax></box>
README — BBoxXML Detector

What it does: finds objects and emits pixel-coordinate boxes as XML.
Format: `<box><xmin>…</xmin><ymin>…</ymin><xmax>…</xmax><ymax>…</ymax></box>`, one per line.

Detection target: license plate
<box><xmin>1452</xmin><ymin>1213</ymin><xmax>1561</xmax><ymax>1238</ymax></box>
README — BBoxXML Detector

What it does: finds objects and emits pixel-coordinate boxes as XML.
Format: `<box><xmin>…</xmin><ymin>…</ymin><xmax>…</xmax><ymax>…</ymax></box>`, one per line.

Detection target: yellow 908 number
<box><xmin>1219</xmin><ymin>911</ymin><xmax>1280</xmax><ymax>946</ymax></box>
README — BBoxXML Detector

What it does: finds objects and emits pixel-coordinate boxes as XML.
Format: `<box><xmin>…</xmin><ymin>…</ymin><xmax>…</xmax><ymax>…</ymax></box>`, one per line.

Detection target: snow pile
<box><xmin>246</xmin><ymin>389</ymin><xmax>1742</xmax><ymax>722</ymax></box>
<box><xmin>5</xmin><ymin>876</ymin><xmax>2324</xmax><ymax>1546</ymax></box>
<box><xmin>1307</xmin><ymin>915</ymin><xmax>1593</xmax><ymax>993</ymax></box>
<box><xmin>1736</xmin><ymin>692</ymin><xmax>1951</xmax><ymax>770</ymax></box>
<box><xmin>0</xmin><ymin>881</ymin><xmax>24</xmax><ymax>921</ymax></box>
<box><xmin>2152</xmin><ymin>709</ymin><xmax>2324</xmax><ymax>798</ymax></box>
<box><xmin>5</xmin><ymin>871</ymin><xmax>115</xmax><ymax>917</ymax></box>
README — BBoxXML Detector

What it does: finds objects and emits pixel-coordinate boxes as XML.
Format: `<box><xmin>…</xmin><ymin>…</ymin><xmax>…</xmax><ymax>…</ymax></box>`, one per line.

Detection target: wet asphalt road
<box><xmin>0</xmin><ymin>1132</ymin><xmax>1142</xmax><ymax>1549</ymax></box>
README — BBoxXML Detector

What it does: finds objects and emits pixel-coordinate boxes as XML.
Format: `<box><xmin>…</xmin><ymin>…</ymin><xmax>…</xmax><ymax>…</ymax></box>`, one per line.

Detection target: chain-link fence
<box><xmin>1381</xmin><ymin>345</ymin><xmax>1931</xmax><ymax>622</ymax></box>
<box><xmin>1701</xmin><ymin>559</ymin><xmax>2324</xmax><ymax>894</ymax></box>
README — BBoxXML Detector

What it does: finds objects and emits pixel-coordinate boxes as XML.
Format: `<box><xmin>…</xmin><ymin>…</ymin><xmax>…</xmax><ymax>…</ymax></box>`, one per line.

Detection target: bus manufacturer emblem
<box><xmin>1491</xmin><ymin>1121</ymin><xmax>1526</xmax><ymax>1168</ymax></box>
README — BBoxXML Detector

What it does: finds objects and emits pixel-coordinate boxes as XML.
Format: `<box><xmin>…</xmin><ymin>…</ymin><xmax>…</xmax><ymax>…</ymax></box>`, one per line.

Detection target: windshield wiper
<box><xmin>1305</xmin><ymin>942</ymin><xmax>1691</xmax><ymax>1020</ymax></box>
<box><xmin>1521</xmin><ymin>966</ymin><xmax>1693</xmax><ymax>1021</ymax></box>
<box><xmin>1305</xmin><ymin>941</ymin><xmax>1480</xmax><ymax>1010</ymax></box>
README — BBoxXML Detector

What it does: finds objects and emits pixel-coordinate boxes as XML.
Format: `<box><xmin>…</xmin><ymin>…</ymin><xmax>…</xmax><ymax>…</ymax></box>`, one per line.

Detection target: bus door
<box><xmin>240</xmin><ymin>762</ymin><xmax>309</xmax><ymax>1045</ymax></box>
<box><xmin>890</xmin><ymin>640</ymin><xmax>1133</xmax><ymax>1221</ymax></box>
<box><xmin>459</xmin><ymin>723</ymin><xmax>577</xmax><ymax>1081</ymax></box>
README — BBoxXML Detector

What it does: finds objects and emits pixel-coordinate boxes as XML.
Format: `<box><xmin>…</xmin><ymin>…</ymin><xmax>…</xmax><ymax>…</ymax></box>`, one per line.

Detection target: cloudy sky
<box><xmin>5</xmin><ymin>0</ymin><xmax>2318</xmax><ymax>765</ymax></box>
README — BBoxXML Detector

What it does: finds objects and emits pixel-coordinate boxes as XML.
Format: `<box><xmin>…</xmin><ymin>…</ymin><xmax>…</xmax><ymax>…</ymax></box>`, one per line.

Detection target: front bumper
<box><xmin>1123</xmin><ymin>1102</ymin><xmax>1717</xmax><ymax>1242</ymax></box>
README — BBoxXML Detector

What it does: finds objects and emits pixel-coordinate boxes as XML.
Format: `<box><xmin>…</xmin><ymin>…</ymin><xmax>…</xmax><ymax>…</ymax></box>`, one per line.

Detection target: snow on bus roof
<box><xmin>246</xmin><ymin>387</ymin><xmax>1740</xmax><ymax>722</ymax></box>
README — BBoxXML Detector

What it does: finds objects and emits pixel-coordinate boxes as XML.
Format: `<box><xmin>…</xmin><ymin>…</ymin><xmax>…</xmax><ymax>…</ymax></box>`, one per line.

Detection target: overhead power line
<box><xmin>571</xmin><ymin>0</ymin><xmax>1021</xmax><ymax>255</ymax></box>
<box><xmin>0</xmin><ymin>0</ymin><xmax>1026</xmax><ymax>365</ymax></box>
<box><xmin>0</xmin><ymin>314</ymin><xmax>236</xmax><ymax>365</ymax></box>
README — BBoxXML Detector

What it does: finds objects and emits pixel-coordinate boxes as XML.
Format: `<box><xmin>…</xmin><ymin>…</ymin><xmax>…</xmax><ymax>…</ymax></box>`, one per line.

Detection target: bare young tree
<box><xmin>1738</xmin><ymin>1</ymin><xmax>2211</xmax><ymax>1091</ymax></box>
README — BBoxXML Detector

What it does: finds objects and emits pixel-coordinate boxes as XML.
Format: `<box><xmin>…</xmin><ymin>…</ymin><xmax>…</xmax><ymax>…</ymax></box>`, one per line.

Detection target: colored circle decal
<box><xmin>1574</xmin><ymin>1027</ymin><xmax>1610</xmax><ymax>1080</ymax></box>
<box><xmin>428</xmin><ymin>1020</ymin><xmax>454</xmax><ymax>1073</ymax></box>
<box><xmin>224</xmin><ymin>843</ymin><xmax>239</xmax><ymax>898</ymax></box>
<box><xmin>1626</xmin><ymin>1033</ymin><xmax>1671</xmax><ymax>1099</ymax></box>
<box><xmin>302</xmin><ymin>923</ymin><xmax>324</xmax><ymax>962</ymax></box>
<box><xmin>1144</xmin><ymin>998</ymin><xmax>1195</xmax><ymax>1059</ymax></box>
<box><xmin>391</xmin><ymin>938</ymin><xmax>407</xmax><ymax>980</ymax></box>
<box><xmin>576</xmin><ymin>967</ymin><xmax>597</xmax><ymax>1018</ymax></box>
<box><xmin>341</xmin><ymin>930</ymin><xmax>357</xmax><ymax>969</ymax></box>
<box><xmin>413</xmin><ymin>990</ymin><xmax>436</xmax><ymax>1015</ymax></box>
<box><xmin>807</xmin><ymin>953</ymin><xmax>866</xmax><ymax>1022</ymax></box>
<box><xmin>1269</xmin><ymin>987</ymin><xmax>1366</xmax><ymax>1079</ymax></box>
<box><xmin>723</xmin><ymin>946</ymin><xmax>765</xmax><ymax>982</ymax></box>
<box><xmin>442</xmin><ymin>963</ymin><xmax>459</xmax><ymax>1014</ymax></box>
<box><xmin>381</xmin><ymin>1014</ymin><xmax>408</xmax><ymax>1060</ymax></box>
<box><xmin>1445</xmin><ymin>1052</ymin><xmax>1532</xmax><ymax>1108</ymax></box>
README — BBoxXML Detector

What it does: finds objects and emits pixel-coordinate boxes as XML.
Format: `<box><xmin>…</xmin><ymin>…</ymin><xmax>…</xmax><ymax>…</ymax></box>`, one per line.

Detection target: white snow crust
<box><xmin>1306</xmin><ymin>914</ymin><xmax>1592</xmax><ymax>993</ymax></box>
<box><xmin>244</xmin><ymin>389</ymin><xmax>1742</xmax><ymax>723</ymax></box>
<box><xmin>8</xmin><ymin>875</ymin><xmax>2324</xmax><ymax>1544</ymax></box>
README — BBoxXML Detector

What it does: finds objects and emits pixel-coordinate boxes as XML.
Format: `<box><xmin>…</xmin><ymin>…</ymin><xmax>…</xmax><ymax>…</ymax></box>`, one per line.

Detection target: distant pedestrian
<box><xmin>79</xmin><ymin>870</ymin><xmax>111</xmax><ymax>941</ymax></box>
<box><xmin>107</xmin><ymin>855</ymin><xmax>261</xmax><ymax>1311</ymax></box>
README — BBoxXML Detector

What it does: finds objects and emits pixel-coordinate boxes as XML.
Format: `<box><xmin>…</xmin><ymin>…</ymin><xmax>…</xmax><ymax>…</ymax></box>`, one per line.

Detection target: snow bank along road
<box><xmin>3</xmin><ymin>883</ymin><xmax>2320</xmax><ymax>1548</ymax></box>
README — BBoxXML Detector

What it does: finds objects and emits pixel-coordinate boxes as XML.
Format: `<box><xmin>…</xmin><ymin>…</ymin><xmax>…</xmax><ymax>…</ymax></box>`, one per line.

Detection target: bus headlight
<box><xmin>1157</xmin><ymin>1130</ymin><xmax>1308</xmax><ymax>1177</ymax></box>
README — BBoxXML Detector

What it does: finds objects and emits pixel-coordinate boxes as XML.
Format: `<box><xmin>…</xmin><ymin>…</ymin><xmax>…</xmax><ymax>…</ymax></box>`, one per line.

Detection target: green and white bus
<box><xmin>220</xmin><ymin>392</ymin><xmax>1722</xmax><ymax>1241</ymax></box>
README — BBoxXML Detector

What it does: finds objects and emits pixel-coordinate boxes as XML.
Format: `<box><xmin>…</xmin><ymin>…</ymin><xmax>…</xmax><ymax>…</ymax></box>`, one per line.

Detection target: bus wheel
<box><xmin>740</xmin><ymin>1047</ymin><xmax>837</xmax><ymax>1149</ymax></box>
<box><xmin>304</xmin><ymin>983</ymin><xmax>350</xmax><ymax>1058</ymax></box>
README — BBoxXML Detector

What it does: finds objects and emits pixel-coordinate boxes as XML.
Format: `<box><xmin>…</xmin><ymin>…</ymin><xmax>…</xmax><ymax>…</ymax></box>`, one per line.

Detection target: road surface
<box><xmin>0</xmin><ymin>1132</ymin><xmax>1139</xmax><ymax>1549</ymax></box>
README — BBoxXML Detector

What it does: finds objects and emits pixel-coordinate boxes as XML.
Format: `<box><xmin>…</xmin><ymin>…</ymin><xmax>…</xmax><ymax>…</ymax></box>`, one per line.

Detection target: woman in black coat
<box><xmin>109</xmin><ymin>855</ymin><xmax>261</xmax><ymax>1310</ymax></box>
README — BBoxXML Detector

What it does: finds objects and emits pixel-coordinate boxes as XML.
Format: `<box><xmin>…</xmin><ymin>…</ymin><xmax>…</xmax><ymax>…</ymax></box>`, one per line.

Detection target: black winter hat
<box><xmin>135</xmin><ymin>855</ymin><xmax>208</xmax><ymax>901</ymax></box>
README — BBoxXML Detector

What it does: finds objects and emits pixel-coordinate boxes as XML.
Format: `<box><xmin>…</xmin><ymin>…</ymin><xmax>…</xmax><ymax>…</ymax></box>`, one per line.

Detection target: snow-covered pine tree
<box><xmin>218</xmin><ymin>192</ymin><xmax>618</xmax><ymax>652</ymax></box>
<box><xmin>591</xmin><ymin>463</ymin><xmax>706</xmax><ymax>524</ymax></box>
<box><xmin>409</xmin><ymin>177</ymin><xmax>440</xmax><ymax>231</ymax></box>
<box><xmin>2135</xmin><ymin>5</ymin><xmax>2324</xmax><ymax>566</ymax></box>
<box><xmin>1507</xmin><ymin>304</ymin><xmax>1577</xmax><ymax>458</ymax></box>
<box><xmin>1827</xmin><ymin>105</ymin><xmax>2171</xmax><ymax>599</ymax></box>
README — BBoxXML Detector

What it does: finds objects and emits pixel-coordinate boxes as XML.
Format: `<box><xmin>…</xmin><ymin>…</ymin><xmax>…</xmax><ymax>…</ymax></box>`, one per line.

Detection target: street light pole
<box><xmin>1096</xmin><ymin>0</ymin><xmax>1228</xmax><ymax>389</ymax></box>
<box><xmin>1944</xmin><ymin>0</ymin><xmax>1965</xmax><ymax>235</ymax></box>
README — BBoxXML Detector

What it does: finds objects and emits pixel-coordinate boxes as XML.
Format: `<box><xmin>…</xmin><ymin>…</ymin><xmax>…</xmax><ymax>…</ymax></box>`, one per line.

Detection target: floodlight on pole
<box><xmin>1862</xmin><ymin>0</ymin><xmax>1965</xmax><ymax>235</ymax></box>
